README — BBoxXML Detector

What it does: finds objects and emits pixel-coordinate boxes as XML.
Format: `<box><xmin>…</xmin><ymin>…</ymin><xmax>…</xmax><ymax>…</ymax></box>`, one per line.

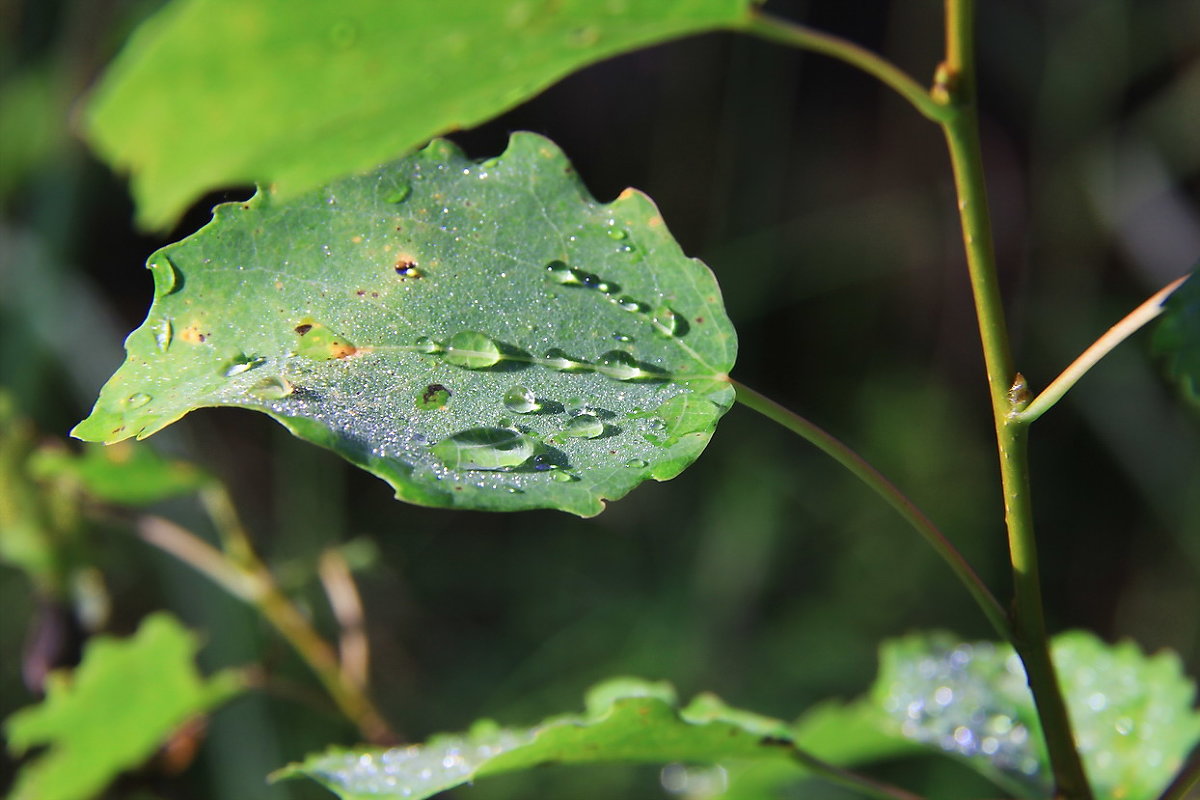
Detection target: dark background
<box><xmin>2</xmin><ymin>1</ymin><xmax>1198</xmax><ymax>797</ymax></box>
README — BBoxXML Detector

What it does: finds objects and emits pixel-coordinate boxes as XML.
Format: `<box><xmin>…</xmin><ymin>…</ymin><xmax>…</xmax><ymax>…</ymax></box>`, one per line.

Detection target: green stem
<box><xmin>142</xmin><ymin>496</ymin><xmax>396</xmax><ymax>745</ymax></box>
<box><xmin>940</xmin><ymin>2</ymin><xmax>1091</xmax><ymax>797</ymax></box>
<box><xmin>732</xmin><ymin>379</ymin><xmax>1010</xmax><ymax>643</ymax></box>
<box><xmin>1015</xmin><ymin>275</ymin><xmax>1187</xmax><ymax>424</ymax></box>
<box><xmin>1157</xmin><ymin>752</ymin><xmax>1200</xmax><ymax>800</ymax></box>
<box><xmin>737</xmin><ymin>10</ymin><xmax>950</xmax><ymax>123</ymax></box>
<box><xmin>786</xmin><ymin>744</ymin><xmax>926</xmax><ymax>800</ymax></box>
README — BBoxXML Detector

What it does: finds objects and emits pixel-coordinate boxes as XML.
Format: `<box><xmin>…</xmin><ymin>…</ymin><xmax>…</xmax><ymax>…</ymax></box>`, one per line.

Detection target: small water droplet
<box><xmin>502</xmin><ymin>385</ymin><xmax>540</xmax><ymax>414</ymax></box>
<box><xmin>625</xmin><ymin>458</ymin><xmax>648</xmax><ymax>468</ymax></box>
<box><xmin>417</xmin><ymin>383</ymin><xmax>451</xmax><ymax>411</ymax></box>
<box><xmin>615</xmin><ymin>296</ymin><xmax>648</xmax><ymax>313</ymax></box>
<box><xmin>444</xmin><ymin>331</ymin><xmax>501</xmax><ymax>368</ymax></box>
<box><xmin>545</xmin><ymin>260</ymin><xmax>578</xmax><ymax>285</ymax></box>
<box><xmin>153</xmin><ymin>318</ymin><xmax>172</xmax><ymax>351</ymax></box>
<box><xmin>551</xmin><ymin>470</ymin><xmax>576</xmax><ymax>482</ymax></box>
<box><xmin>613</xmin><ymin>332</ymin><xmax>634</xmax><ymax>343</ymax></box>
<box><xmin>430</xmin><ymin>428</ymin><xmax>534</xmax><ymax>470</ymax></box>
<box><xmin>597</xmin><ymin>350</ymin><xmax>644</xmax><ymax>381</ymax></box>
<box><xmin>606</xmin><ymin>227</ymin><xmax>628</xmax><ymax>240</ymax></box>
<box><xmin>1114</xmin><ymin>717</ymin><xmax>1135</xmax><ymax>736</ymax></box>
<box><xmin>565</xmin><ymin>413</ymin><xmax>604</xmax><ymax>439</ymax></box>
<box><xmin>413</xmin><ymin>336</ymin><xmax>443</xmax><ymax>354</ymax></box>
<box><xmin>124</xmin><ymin>392</ymin><xmax>151</xmax><ymax>409</ymax></box>
<box><xmin>149</xmin><ymin>255</ymin><xmax>178</xmax><ymax>294</ymax></box>
<box><xmin>531</xmin><ymin>453</ymin><xmax>555</xmax><ymax>471</ymax></box>
<box><xmin>223</xmin><ymin>355</ymin><xmax>265</xmax><ymax>377</ymax></box>
<box><xmin>652</xmin><ymin>306</ymin><xmax>682</xmax><ymax>336</ymax></box>
<box><xmin>543</xmin><ymin>348</ymin><xmax>590</xmax><ymax>372</ymax></box>
<box><xmin>385</xmin><ymin>183</ymin><xmax>412</xmax><ymax>203</ymax></box>
<box><xmin>249</xmin><ymin>376</ymin><xmax>293</xmax><ymax>400</ymax></box>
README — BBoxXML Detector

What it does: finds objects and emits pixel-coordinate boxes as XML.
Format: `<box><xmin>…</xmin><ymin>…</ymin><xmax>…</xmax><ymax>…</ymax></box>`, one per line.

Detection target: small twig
<box><xmin>318</xmin><ymin>547</ymin><xmax>371</xmax><ymax>692</ymax></box>
<box><xmin>138</xmin><ymin>512</ymin><xmax>396</xmax><ymax>744</ymax></box>
<box><xmin>731</xmin><ymin>379</ymin><xmax>1012</xmax><ymax>643</ymax></box>
<box><xmin>1013</xmin><ymin>274</ymin><xmax>1188</xmax><ymax>424</ymax></box>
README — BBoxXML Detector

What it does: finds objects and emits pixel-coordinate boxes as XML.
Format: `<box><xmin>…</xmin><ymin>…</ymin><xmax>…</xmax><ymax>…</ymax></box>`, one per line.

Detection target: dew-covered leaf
<box><xmin>1154</xmin><ymin>265</ymin><xmax>1200</xmax><ymax>409</ymax></box>
<box><xmin>85</xmin><ymin>0</ymin><xmax>755</xmax><ymax>230</ymax></box>
<box><xmin>4</xmin><ymin>612</ymin><xmax>244</xmax><ymax>800</ymax></box>
<box><xmin>72</xmin><ymin>134</ymin><xmax>737</xmax><ymax>517</ymax></box>
<box><xmin>272</xmin><ymin>678</ymin><xmax>909</xmax><ymax>800</ymax></box>
<box><xmin>872</xmin><ymin>630</ymin><xmax>1200</xmax><ymax>800</ymax></box>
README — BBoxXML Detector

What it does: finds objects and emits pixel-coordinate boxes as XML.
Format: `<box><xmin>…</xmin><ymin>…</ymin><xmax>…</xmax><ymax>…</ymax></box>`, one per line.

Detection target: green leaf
<box><xmin>1154</xmin><ymin>265</ymin><xmax>1200</xmax><ymax>409</ymax></box>
<box><xmin>4</xmin><ymin>612</ymin><xmax>244</xmax><ymax>800</ymax></box>
<box><xmin>872</xmin><ymin>630</ymin><xmax>1200</xmax><ymax>800</ymax></box>
<box><xmin>272</xmin><ymin>678</ymin><xmax>908</xmax><ymax>800</ymax></box>
<box><xmin>29</xmin><ymin>440</ymin><xmax>212</xmax><ymax>506</ymax></box>
<box><xmin>85</xmin><ymin>0</ymin><xmax>755</xmax><ymax>230</ymax></box>
<box><xmin>72</xmin><ymin>134</ymin><xmax>737</xmax><ymax>517</ymax></box>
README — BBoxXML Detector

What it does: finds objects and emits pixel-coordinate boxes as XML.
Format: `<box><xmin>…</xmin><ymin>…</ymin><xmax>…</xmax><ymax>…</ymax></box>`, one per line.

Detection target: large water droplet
<box><xmin>153</xmin><ymin>318</ymin><xmax>172</xmax><ymax>352</ymax></box>
<box><xmin>250</xmin><ymin>376</ymin><xmax>293</xmax><ymax>400</ymax></box>
<box><xmin>430</xmin><ymin>428</ymin><xmax>535</xmax><ymax>471</ymax></box>
<box><xmin>123</xmin><ymin>392</ymin><xmax>151</xmax><ymax>409</ymax></box>
<box><xmin>596</xmin><ymin>350</ymin><xmax>644</xmax><ymax>381</ymax></box>
<box><xmin>625</xmin><ymin>458</ymin><xmax>648</xmax><ymax>468</ymax></box>
<box><xmin>502</xmin><ymin>385</ymin><xmax>540</xmax><ymax>414</ymax></box>
<box><xmin>416</xmin><ymin>383</ymin><xmax>451</xmax><ymax>411</ymax></box>
<box><xmin>564</xmin><ymin>413</ymin><xmax>604</xmax><ymax>439</ymax></box>
<box><xmin>615</xmin><ymin>296</ymin><xmax>648</xmax><ymax>313</ymax></box>
<box><xmin>148</xmin><ymin>255</ymin><xmax>178</xmax><ymax>295</ymax></box>
<box><xmin>543</xmin><ymin>348</ymin><xmax>590</xmax><ymax>372</ymax></box>
<box><xmin>551</xmin><ymin>470</ymin><xmax>577</xmax><ymax>482</ymax></box>
<box><xmin>444</xmin><ymin>331</ymin><xmax>501</xmax><ymax>368</ymax></box>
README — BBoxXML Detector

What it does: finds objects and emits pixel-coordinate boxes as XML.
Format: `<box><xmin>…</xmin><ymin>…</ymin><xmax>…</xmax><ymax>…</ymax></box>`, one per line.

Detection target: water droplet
<box><xmin>531</xmin><ymin>453</ymin><xmax>555</xmax><ymax>471</ymax></box>
<box><xmin>613</xmin><ymin>332</ymin><xmax>634</xmax><ymax>343</ymax></box>
<box><xmin>615</xmin><ymin>296</ymin><xmax>648</xmax><ymax>313</ymax></box>
<box><xmin>223</xmin><ymin>354</ymin><xmax>265</xmax><ymax>377</ymax></box>
<box><xmin>543</xmin><ymin>348</ymin><xmax>590</xmax><ymax>372</ymax></box>
<box><xmin>502</xmin><ymin>385</ymin><xmax>540</xmax><ymax>414</ymax></box>
<box><xmin>606</xmin><ymin>227</ymin><xmax>628</xmax><ymax>240</ymax></box>
<box><xmin>564</xmin><ymin>413</ymin><xmax>604</xmax><ymax>439</ymax></box>
<box><xmin>545</xmin><ymin>260</ymin><xmax>578</xmax><ymax>285</ymax></box>
<box><xmin>394</xmin><ymin>258</ymin><xmax>421</xmax><ymax>278</ymax></box>
<box><xmin>430</xmin><ymin>428</ymin><xmax>534</xmax><ymax>470</ymax></box>
<box><xmin>625</xmin><ymin>458</ymin><xmax>648</xmax><ymax>468</ymax></box>
<box><xmin>1114</xmin><ymin>717</ymin><xmax>1135</xmax><ymax>736</ymax></box>
<box><xmin>596</xmin><ymin>350</ymin><xmax>644</xmax><ymax>381</ymax></box>
<box><xmin>148</xmin><ymin>255</ymin><xmax>178</xmax><ymax>294</ymax></box>
<box><xmin>124</xmin><ymin>392</ymin><xmax>151</xmax><ymax>409</ymax></box>
<box><xmin>385</xmin><ymin>183</ymin><xmax>412</xmax><ymax>203</ymax></box>
<box><xmin>413</xmin><ymin>336</ymin><xmax>443</xmax><ymax>354</ymax></box>
<box><xmin>444</xmin><ymin>331</ymin><xmax>500</xmax><ymax>368</ymax></box>
<box><xmin>652</xmin><ymin>306</ymin><xmax>682</xmax><ymax>336</ymax></box>
<box><xmin>551</xmin><ymin>470</ymin><xmax>576</xmax><ymax>482</ymax></box>
<box><xmin>153</xmin><ymin>318</ymin><xmax>172</xmax><ymax>351</ymax></box>
<box><xmin>416</xmin><ymin>383</ymin><xmax>451</xmax><ymax>411</ymax></box>
<box><xmin>249</xmin><ymin>376</ymin><xmax>293</xmax><ymax>400</ymax></box>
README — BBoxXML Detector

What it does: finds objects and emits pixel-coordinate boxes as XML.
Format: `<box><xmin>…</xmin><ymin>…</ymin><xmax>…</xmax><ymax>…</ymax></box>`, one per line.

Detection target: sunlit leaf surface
<box><xmin>85</xmin><ymin>0</ymin><xmax>754</xmax><ymax>229</ymax></box>
<box><xmin>74</xmin><ymin>134</ymin><xmax>736</xmax><ymax>516</ymax></box>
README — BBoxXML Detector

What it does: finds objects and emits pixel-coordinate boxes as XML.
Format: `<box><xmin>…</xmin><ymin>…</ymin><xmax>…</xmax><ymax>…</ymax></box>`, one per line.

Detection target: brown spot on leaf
<box><xmin>329</xmin><ymin>341</ymin><xmax>357</xmax><ymax>359</ymax></box>
<box><xmin>394</xmin><ymin>254</ymin><xmax>421</xmax><ymax>279</ymax></box>
<box><xmin>294</xmin><ymin>323</ymin><xmax>313</xmax><ymax>336</ymax></box>
<box><xmin>179</xmin><ymin>324</ymin><xmax>209</xmax><ymax>344</ymax></box>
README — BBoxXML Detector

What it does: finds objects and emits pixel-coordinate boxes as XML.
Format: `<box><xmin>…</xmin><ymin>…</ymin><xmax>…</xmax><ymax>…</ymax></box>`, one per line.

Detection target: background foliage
<box><xmin>2</xmin><ymin>0</ymin><xmax>1198</xmax><ymax>797</ymax></box>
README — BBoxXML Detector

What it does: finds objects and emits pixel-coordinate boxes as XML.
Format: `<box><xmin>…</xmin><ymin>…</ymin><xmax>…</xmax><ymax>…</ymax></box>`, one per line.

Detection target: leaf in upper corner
<box><xmin>72</xmin><ymin>134</ymin><xmax>737</xmax><ymax>517</ymax></box>
<box><xmin>872</xmin><ymin>630</ymin><xmax>1200</xmax><ymax>800</ymax></box>
<box><xmin>4</xmin><ymin>612</ymin><xmax>244</xmax><ymax>800</ymax></box>
<box><xmin>85</xmin><ymin>0</ymin><xmax>756</xmax><ymax>230</ymax></box>
<box><xmin>1153</xmin><ymin>266</ymin><xmax>1200</xmax><ymax>409</ymax></box>
<box><xmin>272</xmin><ymin>677</ymin><xmax>911</xmax><ymax>800</ymax></box>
